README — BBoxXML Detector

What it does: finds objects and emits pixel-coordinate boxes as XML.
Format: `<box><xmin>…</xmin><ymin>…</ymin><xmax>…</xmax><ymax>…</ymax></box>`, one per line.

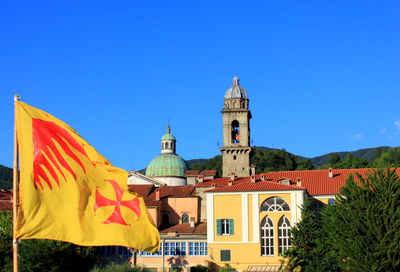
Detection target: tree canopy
<box><xmin>285</xmin><ymin>169</ymin><xmax>400</xmax><ymax>272</ymax></box>
<box><xmin>372</xmin><ymin>147</ymin><xmax>400</xmax><ymax>168</ymax></box>
<box><xmin>0</xmin><ymin>211</ymin><xmax>98</xmax><ymax>272</ymax></box>
<box><xmin>189</xmin><ymin>148</ymin><xmax>313</xmax><ymax>176</ymax></box>
<box><xmin>318</xmin><ymin>153</ymin><xmax>369</xmax><ymax>169</ymax></box>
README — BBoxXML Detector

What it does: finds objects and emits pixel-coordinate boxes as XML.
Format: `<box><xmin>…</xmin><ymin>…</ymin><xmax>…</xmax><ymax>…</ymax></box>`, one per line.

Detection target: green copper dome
<box><xmin>146</xmin><ymin>154</ymin><xmax>187</xmax><ymax>177</ymax></box>
<box><xmin>161</xmin><ymin>133</ymin><xmax>176</xmax><ymax>141</ymax></box>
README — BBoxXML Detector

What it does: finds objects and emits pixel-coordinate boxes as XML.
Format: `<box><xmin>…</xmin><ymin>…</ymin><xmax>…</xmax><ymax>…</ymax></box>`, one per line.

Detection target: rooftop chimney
<box><xmin>251</xmin><ymin>165</ymin><xmax>256</xmax><ymax>176</ymax></box>
<box><xmin>328</xmin><ymin>168</ymin><xmax>333</xmax><ymax>178</ymax></box>
<box><xmin>211</xmin><ymin>183</ymin><xmax>216</xmax><ymax>188</ymax></box>
<box><xmin>189</xmin><ymin>217</ymin><xmax>195</xmax><ymax>228</ymax></box>
<box><xmin>155</xmin><ymin>188</ymin><xmax>161</xmax><ymax>201</ymax></box>
<box><xmin>197</xmin><ymin>175</ymin><xmax>204</xmax><ymax>183</ymax></box>
<box><xmin>261</xmin><ymin>174</ymin><xmax>266</xmax><ymax>181</ymax></box>
<box><xmin>229</xmin><ymin>172</ymin><xmax>235</xmax><ymax>181</ymax></box>
<box><xmin>296</xmin><ymin>178</ymin><xmax>302</xmax><ymax>187</ymax></box>
<box><xmin>228</xmin><ymin>180</ymin><xmax>233</xmax><ymax>186</ymax></box>
<box><xmin>251</xmin><ymin>175</ymin><xmax>256</xmax><ymax>183</ymax></box>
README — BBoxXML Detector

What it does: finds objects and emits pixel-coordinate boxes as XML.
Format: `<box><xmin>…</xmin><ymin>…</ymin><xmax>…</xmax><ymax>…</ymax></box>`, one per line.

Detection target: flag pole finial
<box><xmin>14</xmin><ymin>94</ymin><xmax>20</xmax><ymax>102</ymax></box>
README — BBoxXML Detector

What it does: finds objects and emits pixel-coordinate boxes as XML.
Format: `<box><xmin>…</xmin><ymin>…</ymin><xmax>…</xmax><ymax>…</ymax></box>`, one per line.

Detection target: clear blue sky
<box><xmin>1</xmin><ymin>0</ymin><xmax>399</xmax><ymax>170</ymax></box>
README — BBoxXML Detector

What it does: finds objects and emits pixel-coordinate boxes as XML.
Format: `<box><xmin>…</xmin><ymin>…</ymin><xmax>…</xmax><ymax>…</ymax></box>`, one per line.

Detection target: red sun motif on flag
<box><xmin>32</xmin><ymin>118</ymin><xmax>92</xmax><ymax>190</ymax></box>
<box><xmin>94</xmin><ymin>180</ymin><xmax>141</xmax><ymax>226</ymax></box>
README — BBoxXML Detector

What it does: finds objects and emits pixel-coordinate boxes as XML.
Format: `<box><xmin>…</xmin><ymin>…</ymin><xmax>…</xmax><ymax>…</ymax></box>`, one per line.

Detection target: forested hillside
<box><xmin>188</xmin><ymin>147</ymin><xmax>313</xmax><ymax>176</ymax></box>
<box><xmin>188</xmin><ymin>146</ymin><xmax>400</xmax><ymax>177</ymax></box>
<box><xmin>309</xmin><ymin>146</ymin><xmax>390</xmax><ymax>167</ymax></box>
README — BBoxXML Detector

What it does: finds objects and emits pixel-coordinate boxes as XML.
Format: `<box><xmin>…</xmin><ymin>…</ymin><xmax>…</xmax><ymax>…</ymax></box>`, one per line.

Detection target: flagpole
<box><xmin>13</xmin><ymin>94</ymin><xmax>20</xmax><ymax>272</ymax></box>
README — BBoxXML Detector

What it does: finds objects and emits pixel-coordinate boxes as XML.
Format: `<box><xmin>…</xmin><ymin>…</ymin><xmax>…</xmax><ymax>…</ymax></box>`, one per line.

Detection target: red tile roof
<box><xmin>0</xmin><ymin>190</ymin><xmax>12</xmax><ymax>200</ymax></box>
<box><xmin>200</xmin><ymin>169</ymin><xmax>391</xmax><ymax>196</ymax></box>
<box><xmin>196</xmin><ymin>176</ymin><xmax>249</xmax><ymax>188</ymax></box>
<box><xmin>128</xmin><ymin>185</ymin><xmax>197</xmax><ymax>206</ymax></box>
<box><xmin>0</xmin><ymin>190</ymin><xmax>12</xmax><ymax>211</ymax></box>
<box><xmin>0</xmin><ymin>202</ymin><xmax>12</xmax><ymax>211</ymax></box>
<box><xmin>205</xmin><ymin>180</ymin><xmax>305</xmax><ymax>193</ymax></box>
<box><xmin>159</xmin><ymin>222</ymin><xmax>207</xmax><ymax>234</ymax></box>
<box><xmin>185</xmin><ymin>170</ymin><xmax>217</xmax><ymax>177</ymax></box>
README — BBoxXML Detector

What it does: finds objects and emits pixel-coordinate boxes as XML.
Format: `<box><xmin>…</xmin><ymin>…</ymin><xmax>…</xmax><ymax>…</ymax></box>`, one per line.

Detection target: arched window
<box><xmin>260</xmin><ymin>216</ymin><xmax>274</xmax><ymax>256</ymax></box>
<box><xmin>162</xmin><ymin>213</ymin><xmax>169</xmax><ymax>225</ymax></box>
<box><xmin>278</xmin><ymin>216</ymin><xmax>291</xmax><ymax>254</ymax></box>
<box><xmin>181</xmin><ymin>213</ymin><xmax>189</xmax><ymax>224</ymax></box>
<box><xmin>231</xmin><ymin>120</ymin><xmax>240</xmax><ymax>143</ymax></box>
<box><xmin>165</xmin><ymin>142</ymin><xmax>169</xmax><ymax>149</ymax></box>
<box><xmin>260</xmin><ymin>197</ymin><xmax>290</xmax><ymax>212</ymax></box>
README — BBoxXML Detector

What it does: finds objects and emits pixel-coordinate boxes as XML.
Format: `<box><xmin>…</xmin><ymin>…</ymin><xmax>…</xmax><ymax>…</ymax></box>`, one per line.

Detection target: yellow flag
<box><xmin>15</xmin><ymin>101</ymin><xmax>160</xmax><ymax>252</ymax></box>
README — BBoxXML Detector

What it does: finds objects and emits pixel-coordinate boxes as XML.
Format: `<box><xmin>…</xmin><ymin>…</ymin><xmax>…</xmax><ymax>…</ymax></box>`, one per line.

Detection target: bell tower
<box><xmin>220</xmin><ymin>76</ymin><xmax>252</xmax><ymax>177</ymax></box>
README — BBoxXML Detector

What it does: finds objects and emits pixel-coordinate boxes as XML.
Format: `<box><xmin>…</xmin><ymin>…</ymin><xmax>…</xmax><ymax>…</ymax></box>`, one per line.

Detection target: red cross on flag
<box><xmin>14</xmin><ymin>101</ymin><xmax>160</xmax><ymax>252</ymax></box>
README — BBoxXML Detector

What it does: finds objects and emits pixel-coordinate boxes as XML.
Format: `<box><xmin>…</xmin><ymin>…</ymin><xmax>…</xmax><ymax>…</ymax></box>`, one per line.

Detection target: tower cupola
<box><xmin>224</xmin><ymin>76</ymin><xmax>249</xmax><ymax>110</ymax></box>
<box><xmin>224</xmin><ymin>76</ymin><xmax>249</xmax><ymax>99</ymax></box>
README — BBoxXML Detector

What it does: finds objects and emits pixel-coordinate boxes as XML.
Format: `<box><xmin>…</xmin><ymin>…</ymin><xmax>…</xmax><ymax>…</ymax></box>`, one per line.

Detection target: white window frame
<box><xmin>261</xmin><ymin>216</ymin><xmax>274</xmax><ymax>256</ymax></box>
<box><xmin>188</xmin><ymin>242</ymin><xmax>208</xmax><ymax>256</ymax></box>
<box><xmin>221</xmin><ymin>219</ymin><xmax>230</xmax><ymax>235</ymax></box>
<box><xmin>164</xmin><ymin>241</ymin><xmax>186</xmax><ymax>256</ymax></box>
<box><xmin>261</xmin><ymin>197</ymin><xmax>290</xmax><ymax>212</ymax></box>
<box><xmin>278</xmin><ymin>216</ymin><xmax>291</xmax><ymax>254</ymax></box>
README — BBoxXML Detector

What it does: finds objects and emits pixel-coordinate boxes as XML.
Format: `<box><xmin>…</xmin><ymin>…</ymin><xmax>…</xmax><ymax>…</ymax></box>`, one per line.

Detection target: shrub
<box><xmin>219</xmin><ymin>264</ymin><xmax>235</xmax><ymax>272</ymax></box>
<box><xmin>190</xmin><ymin>264</ymin><xmax>208</xmax><ymax>272</ymax></box>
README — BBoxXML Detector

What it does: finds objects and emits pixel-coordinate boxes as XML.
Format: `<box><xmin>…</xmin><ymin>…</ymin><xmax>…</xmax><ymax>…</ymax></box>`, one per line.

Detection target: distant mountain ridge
<box><xmin>308</xmin><ymin>146</ymin><xmax>391</xmax><ymax>168</ymax></box>
<box><xmin>0</xmin><ymin>146</ymin><xmax>395</xmax><ymax>189</ymax></box>
<box><xmin>186</xmin><ymin>146</ymin><xmax>393</xmax><ymax>169</ymax></box>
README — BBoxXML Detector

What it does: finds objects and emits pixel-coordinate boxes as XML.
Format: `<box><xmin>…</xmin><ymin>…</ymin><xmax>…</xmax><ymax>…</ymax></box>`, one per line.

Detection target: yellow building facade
<box><xmin>195</xmin><ymin>168</ymin><xmax>376</xmax><ymax>271</ymax></box>
<box><xmin>206</xmin><ymin>188</ymin><xmax>304</xmax><ymax>271</ymax></box>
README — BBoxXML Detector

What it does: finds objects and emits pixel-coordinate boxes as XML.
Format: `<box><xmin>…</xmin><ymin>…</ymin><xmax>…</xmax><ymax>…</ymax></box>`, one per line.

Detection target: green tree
<box><xmin>190</xmin><ymin>264</ymin><xmax>208</xmax><ymax>272</ymax></box>
<box><xmin>0</xmin><ymin>212</ymin><xmax>12</xmax><ymax>271</ymax></box>
<box><xmin>335</xmin><ymin>154</ymin><xmax>369</xmax><ymax>169</ymax></box>
<box><xmin>319</xmin><ymin>154</ymin><xmax>369</xmax><ymax>169</ymax></box>
<box><xmin>328</xmin><ymin>153</ymin><xmax>341</xmax><ymax>165</ymax></box>
<box><xmin>189</xmin><ymin>148</ymin><xmax>314</xmax><ymax>175</ymax></box>
<box><xmin>190</xmin><ymin>155</ymin><xmax>222</xmax><ymax>177</ymax></box>
<box><xmin>0</xmin><ymin>165</ymin><xmax>12</xmax><ymax>189</ymax></box>
<box><xmin>0</xmin><ymin>211</ymin><xmax>98</xmax><ymax>272</ymax></box>
<box><xmin>219</xmin><ymin>264</ymin><xmax>235</xmax><ymax>272</ymax></box>
<box><xmin>283</xmin><ymin>198</ymin><xmax>340</xmax><ymax>272</ymax></box>
<box><xmin>283</xmin><ymin>198</ymin><xmax>323</xmax><ymax>271</ymax></box>
<box><xmin>308</xmin><ymin>205</ymin><xmax>341</xmax><ymax>272</ymax></box>
<box><xmin>323</xmin><ymin>169</ymin><xmax>400</xmax><ymax>272</ymax></box>
<box><xmin>252</xmin><ymin>148</ymin><xmax>312</xmax><ymax>173</ymax></box>
<box><xmin>372</xmin><ymin>147</ymin><xmax>400</xmax><ymax>168</ymax></box>
<box><xmin>295</xmin><ymin>158</ymin><xmax>313</xmax><ymax>170</ymax></box>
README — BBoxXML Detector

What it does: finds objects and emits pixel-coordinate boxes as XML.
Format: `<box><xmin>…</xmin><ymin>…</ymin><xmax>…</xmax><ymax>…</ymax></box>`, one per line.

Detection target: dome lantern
<box><xmin>161</xmin><ymin>124</ymin><xmax>176</xmax><ymax>154</ymax></box>
<box><xmin>146</xmin><ymin>125</ymin><xmax>187</xmax><ymax>186</ymax></box>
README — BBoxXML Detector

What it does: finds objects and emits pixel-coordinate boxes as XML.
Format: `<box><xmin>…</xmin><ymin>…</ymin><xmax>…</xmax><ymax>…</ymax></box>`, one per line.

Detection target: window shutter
<box><xmin>229</xmin><ymin>219</ymin><xmax>234</xmax><ymax>235</ymax></box>
<box><xmin>216</xmin><ymin>219</ymin><xmax>221</xmax><ymax>235</ymax></box>
<box><xmin>220</xmin><ymin>250</ymin><xmax>231</xmax><ymax>261</ymax></box>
